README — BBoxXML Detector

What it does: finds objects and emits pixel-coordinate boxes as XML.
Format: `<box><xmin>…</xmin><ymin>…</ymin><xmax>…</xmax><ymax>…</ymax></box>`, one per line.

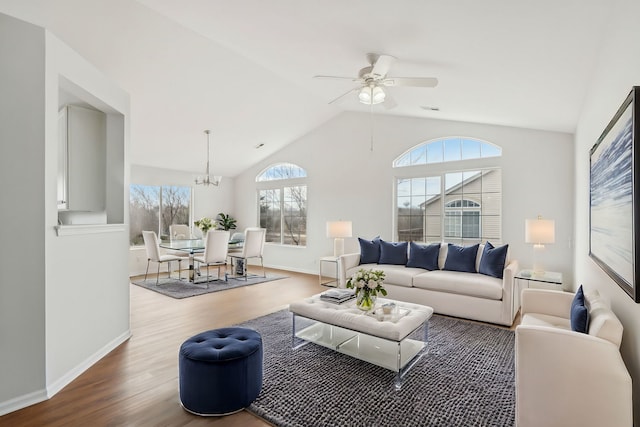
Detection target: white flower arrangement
<box><xmin>346</xmin><ymin>268</ymin><xmax>387</xmax><ymax>311</ymax></box>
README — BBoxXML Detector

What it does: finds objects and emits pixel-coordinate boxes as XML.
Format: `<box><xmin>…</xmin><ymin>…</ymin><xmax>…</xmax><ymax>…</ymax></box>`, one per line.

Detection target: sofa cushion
<box><xmin>412</xmin><ymin>270</ymin><xmax>503</xmax><ymax>300</ymax></box>
<box><xmin>570</xmin><ymin>285</ymin><xmax>589</xmax><ymax>334</ymax></box>
<box><xmin>346</xmin><ymin>264</ymin><xmax>422</xmax><ymax>288</ymax></box>
<box><xmin>443</xmin><ymin>243</ymin><xmax>479</xmax><ymax>273</ymax></box>
<box><xmin>406</xmin><ymin>242</ymin><xmax>440</xmax><ymax>270</ymax></box>
<box><xmin>358</xmin><ymin>237</ymin><xmax>381</xmax><ymax>264</ymax></box>
<box><xmin>478</xmin><ymin>241</ymin><xmax>509</xmax><ymax>279</ymax></box>
<box><xmin>521</xmin><ymin>313</ymin><xmax>572</xmax><ymax>330</ymax></box>
<box><xmin>379</xmin><ymin>240</ymin><xmax>408</xmax><ymax>265</ymax></box>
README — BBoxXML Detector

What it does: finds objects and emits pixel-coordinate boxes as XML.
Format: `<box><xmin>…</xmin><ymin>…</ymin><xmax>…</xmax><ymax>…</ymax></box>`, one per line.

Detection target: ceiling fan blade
<box><xmin>381</xmin><ymin>77</ymin><xmax>438</xmax><ymax>87</ymax></box>
<box><xmin>370</xmin><ymin>54</ymin><xmax>395</xmax><ymax>78</ymax></box>
<box><xmin>382</xmin><ymin>93</ymin><xmax>398</xmax><ymax>110</ymax></box>
<box><xmin>328</xmin><ymin>87</ymin><xmax>360</xmax><ymax>104</ymax></box>
<box><xmin>313</xmin><ymin>75</ymin><xmax>360</xmax><ymax>82</ymax></box>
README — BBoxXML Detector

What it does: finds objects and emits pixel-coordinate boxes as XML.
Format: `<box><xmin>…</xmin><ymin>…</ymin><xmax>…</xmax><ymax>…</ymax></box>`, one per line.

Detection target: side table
<box><xmin>319</xmin><ymin>256</ymin><xmax>339</xmax><ymax>287</ymax></box>
<box><xmin>513</xmin><ymin>269</ymin><xmax>564</xmax><ymax>317</ymax></box>
<box><xmin>515</xmin><ymin>270</ymin><xmax>563</xmax><ymax>291</ymax></box>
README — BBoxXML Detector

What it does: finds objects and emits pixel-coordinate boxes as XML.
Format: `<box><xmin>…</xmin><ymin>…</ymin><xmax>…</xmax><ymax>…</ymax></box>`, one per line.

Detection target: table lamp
<box><xmin>525</xmin><ymin>215</ymin><xmax>555</xmax><ymax>274</ymax></box>
<box><xmin>326</xmin><ymin>221</ymin><xmax>352</xmax><ymax>257</ymax></box>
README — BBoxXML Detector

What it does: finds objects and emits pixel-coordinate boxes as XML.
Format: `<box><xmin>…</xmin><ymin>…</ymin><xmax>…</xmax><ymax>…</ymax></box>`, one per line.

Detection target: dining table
<box><xmin>159</xmin><ymin>238</ymin><xmax>244</xmax><ymax>282</ymax></box>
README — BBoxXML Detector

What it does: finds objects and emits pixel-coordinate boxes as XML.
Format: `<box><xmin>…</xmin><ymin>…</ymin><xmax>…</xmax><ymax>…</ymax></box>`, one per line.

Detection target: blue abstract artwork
<box><xmin>590</xmin><ymin>103</ymin><xmax>634</xmax><ymax>289</ymax></box>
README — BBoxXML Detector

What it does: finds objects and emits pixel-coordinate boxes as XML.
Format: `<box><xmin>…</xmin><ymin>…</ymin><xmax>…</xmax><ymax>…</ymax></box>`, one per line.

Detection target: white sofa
<box><xmin>338</xmin><ymin>243</ymin><xmax>519</xmax><ymax>326</ymax></box>
<box><xmin>516</xmin><ymin>288</ymin><xmax>632</xmax><ymax>427</ymax></box>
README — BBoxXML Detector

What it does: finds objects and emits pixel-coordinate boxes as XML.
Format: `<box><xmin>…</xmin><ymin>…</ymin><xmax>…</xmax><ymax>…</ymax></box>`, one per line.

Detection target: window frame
<box><xmin>129</xmin><ymin>184</ymin><xmax>192</xmax><ymax>246</ymax></box>
<box><xmin>256</xmin><ymin>164</ymin><xmax>307</xmax><ymax>247</ymax></box>
<box><xmin>394</xmin><ymin>136</ymin><xmax>501</xmax><ymax>167</ymax></box>
<box><xmin>393</xmin><ymin>137</ymin><xmax>503</xmax><ymax>244</ymax></box>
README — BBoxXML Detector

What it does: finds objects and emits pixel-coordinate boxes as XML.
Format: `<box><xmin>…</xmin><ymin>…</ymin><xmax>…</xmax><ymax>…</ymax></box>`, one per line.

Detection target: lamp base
<box><xmin>333</xmin><ymin>238</ymin><xmax>345</xmax><ymax>257</ymax></box>
<box><xmin>531</xmin><ymin>245</ymin><xmax>546</xmax><ymax>277</ymax></box>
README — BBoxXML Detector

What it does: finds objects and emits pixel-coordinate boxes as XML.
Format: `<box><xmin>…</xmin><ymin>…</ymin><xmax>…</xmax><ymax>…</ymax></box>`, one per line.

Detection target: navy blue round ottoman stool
<box><xmin>179</xmin><ymin>327</ymin><xmax>263</xmax><ymax>416</ymax></box>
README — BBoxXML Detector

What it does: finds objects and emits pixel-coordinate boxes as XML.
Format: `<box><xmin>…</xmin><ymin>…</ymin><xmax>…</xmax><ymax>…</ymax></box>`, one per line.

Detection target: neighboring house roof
<box><xmin>418</xmin><ymin>170</ymin><xmax>489</xmax><ymax>209</ymax></box>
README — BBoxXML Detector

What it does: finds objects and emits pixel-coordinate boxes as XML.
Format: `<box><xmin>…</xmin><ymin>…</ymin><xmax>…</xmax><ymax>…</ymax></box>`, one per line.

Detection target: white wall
<box><xmin>128</xmin><ymin>164</ymin><xmax>235</xmax><ymax>276</ymax></box>
<box><xmin>0</xmin><ymin>12</ymin><xmax>131</xmax><ymax>415</ymax></box>
<box><xmin>235</xmin><ymin>111</ymin><xmax>575</xmax><ymax>283</ymax></box>
<box><xmin>574</xmin><ymin>0</ymin><xmax>640</xmax><ymax>420</ymax></box>
<box><xmin>0</xmin><ymin>12</ymin><xmax>47</xmax><ymax>410</ymax></box>
<box><xmin>44</xmin><ymin>29</ymin><xmax>131</xmax><ymax>399</ymax></box>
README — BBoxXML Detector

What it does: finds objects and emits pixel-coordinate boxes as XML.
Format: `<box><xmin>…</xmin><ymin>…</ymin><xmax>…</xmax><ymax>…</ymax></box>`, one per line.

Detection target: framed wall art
<box><xmin>589</xmin><ymin>86</ymin><xmax>640</xmax><ymax>302</ymax></box>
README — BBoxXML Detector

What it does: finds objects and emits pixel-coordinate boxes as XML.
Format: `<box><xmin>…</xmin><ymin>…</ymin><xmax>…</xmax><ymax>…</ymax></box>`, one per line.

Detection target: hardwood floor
<box><xmin>0</xmin><ymin>268</ymin><xmax>326</xmax><ymax>427</ymax></box>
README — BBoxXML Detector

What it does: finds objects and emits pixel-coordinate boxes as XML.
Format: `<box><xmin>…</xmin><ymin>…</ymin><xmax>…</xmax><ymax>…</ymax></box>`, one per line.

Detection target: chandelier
<box><xmin>194</xmin><ymin>129</ymin><xmax>221</xmax><ymax>186</ymax></box>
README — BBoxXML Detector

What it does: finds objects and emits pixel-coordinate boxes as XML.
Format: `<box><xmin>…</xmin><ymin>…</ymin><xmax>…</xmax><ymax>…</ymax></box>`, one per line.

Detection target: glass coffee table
<box><xmin>289</xmin><ymin>294</ymin><xmax>433</xmax><ymax>390</ymax></box>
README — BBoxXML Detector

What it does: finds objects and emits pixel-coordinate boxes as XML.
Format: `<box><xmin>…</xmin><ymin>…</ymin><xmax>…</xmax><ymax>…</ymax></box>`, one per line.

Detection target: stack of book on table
<box><xmin>320</xmin><ymin>289</ymin><xmax>356</xmax><ymax>304</ymax></box>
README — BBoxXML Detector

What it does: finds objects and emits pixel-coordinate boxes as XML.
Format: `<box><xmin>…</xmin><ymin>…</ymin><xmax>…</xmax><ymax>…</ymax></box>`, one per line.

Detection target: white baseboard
<box><xmin>0</xmin><ymin>388</ymin><xmax>48</xmax><ymax>417</ymax></box>
<box><xmin>0</xmin><ymin>330</ymin><xmax>131</xmax><ymax>416</ymax></box>
<box><xmin>46</xmin><ymin>329</ymin><xmax>132</xmax><ymax>398</ymax></box>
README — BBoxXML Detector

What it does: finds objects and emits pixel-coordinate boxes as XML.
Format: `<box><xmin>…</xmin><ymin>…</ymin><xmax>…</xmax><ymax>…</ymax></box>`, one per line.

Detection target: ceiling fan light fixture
<box><xmin>372</xmin><ymin>86</ymin><xmax>386</xmax><ymax>104</ymax></box>
<box><xmin>358</xmin><ymin>85</ymin><xmax>385</xmax><ymax>105</ymax></box>
<box><xmin>358</xmin><ymin>86</ymin><xmax>372</xmax><ymax>104</ymax></box>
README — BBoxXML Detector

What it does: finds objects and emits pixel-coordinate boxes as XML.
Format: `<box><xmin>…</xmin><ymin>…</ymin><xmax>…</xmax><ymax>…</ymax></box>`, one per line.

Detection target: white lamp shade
<box><xmin>326</xmin><ymin>221</ymin><xmax>352</xmax><ymax>238</ymax></box>
<box><xmin>525</xmin><ymin>218</ymin><xmax>555</xmax><ymax>245</ymax></box>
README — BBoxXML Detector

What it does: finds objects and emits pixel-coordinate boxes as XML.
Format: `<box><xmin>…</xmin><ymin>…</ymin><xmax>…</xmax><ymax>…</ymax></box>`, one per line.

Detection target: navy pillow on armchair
<box><xmin>379</xmin><ymin>240</ymin><xmax>408</xmax><ymax>265</ymax></box>
<box><xmin>570</xmin><ymin>285</ymin><xmax>589</xmax><ymax>333</ymax></box>
<box><xmin>478</xmin><ymin>241</ymin><xmax>509</xmax><ymax>279</ymax></box>
<box><xmin>443</xmin><ymin>243</ymin><xmax>479</xmax><ymax>273</ymax></box>
<box><xmin>358</xmin><ymin>237</ymin><xmax>381</xmax><ymax>264</ymax></box>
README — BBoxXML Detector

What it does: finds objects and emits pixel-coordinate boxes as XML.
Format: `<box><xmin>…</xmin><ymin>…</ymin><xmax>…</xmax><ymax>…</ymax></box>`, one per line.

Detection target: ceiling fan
<box><xmin>313</xmin><ymin>53</ymin><xmax>438</xmax><ymax>108</ymax></box>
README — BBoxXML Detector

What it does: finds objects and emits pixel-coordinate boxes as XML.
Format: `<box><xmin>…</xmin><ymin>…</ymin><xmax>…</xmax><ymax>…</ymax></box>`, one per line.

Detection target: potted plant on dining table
<box><xmin>194</xmin><ymin>217</ymin><xmax>214</xmax><ymax>236</ymax></box>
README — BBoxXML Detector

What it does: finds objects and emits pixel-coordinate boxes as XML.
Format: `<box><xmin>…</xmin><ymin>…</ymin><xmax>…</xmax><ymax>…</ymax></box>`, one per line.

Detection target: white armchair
<box><xmin>515</xmin><ymin>288</ymin><xmax>632</xmax><ymax>427</ymax></box>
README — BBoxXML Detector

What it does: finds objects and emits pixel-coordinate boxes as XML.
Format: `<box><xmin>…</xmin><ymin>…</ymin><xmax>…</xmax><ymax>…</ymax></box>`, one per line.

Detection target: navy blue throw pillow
<box><xmin>570</xmin><ymin>285</ymin><xmax>589</xmax><ymax>334</ymax></box>
<box><xmin>443</xmin><ymin>243</ymin><xmax>479</xmax><ymax>273</ymax></box>
<box><xmin>379</xmin><ymin>240</ymin><xmax>408</xmax><ymax>265</ymax></box>
<box><xmin>358</xmin><ymin>236</ymin><xmax>381</xmax><ymax>264</ymax></box>
<box><xmin>406</xmin><ymin>242</ymin><xmax>440</xmax><ymax>270</ymax></box>
<box><xmin>478</xmin><ymin>241</ymin><xmax>509</xmax><ymax>279</ymax></box>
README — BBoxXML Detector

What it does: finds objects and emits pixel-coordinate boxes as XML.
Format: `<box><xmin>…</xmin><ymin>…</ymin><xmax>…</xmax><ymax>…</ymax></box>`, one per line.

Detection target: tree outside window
<box><xmin>257</xmin><ymin>163</ymin><xmax>307</xmax><ymax>246</ymax></box>
<box><xmin>129</xmin><ymin>184</ymin><xmax>190</xmax><ymax>245</ymax></box>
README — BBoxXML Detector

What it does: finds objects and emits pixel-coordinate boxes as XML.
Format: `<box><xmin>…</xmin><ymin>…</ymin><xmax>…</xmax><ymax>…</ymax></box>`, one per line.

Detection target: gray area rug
<box><xmin>131</xmin><ymin>274</ymin><xmax>287</xmax><ymax>299</ymax></box>
<box><xmin>239</xmin><ymin>310</ymin><xmax>515</xmax><ymax>427</ymax></box>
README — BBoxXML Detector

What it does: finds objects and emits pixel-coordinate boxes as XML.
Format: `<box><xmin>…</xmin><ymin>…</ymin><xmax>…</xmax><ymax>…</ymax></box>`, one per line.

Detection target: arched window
<box><xmin>256</xmin><ymin>163</ymin><xmax>307</xmax><ymax>182</ymax></box>
<box><xmin>394</xmin><ymin>138</ymin><xmax>502</xmax><ymax>244</ymax></box>
<box><xmin>394</xmin><ymin>137</ymin><xmax>501</xmax><ymax>167</ymax></box>
<box><xmin>256</xmin><ymin>163</ymin><xmax>307</xmax><ymax>246</ymax></box>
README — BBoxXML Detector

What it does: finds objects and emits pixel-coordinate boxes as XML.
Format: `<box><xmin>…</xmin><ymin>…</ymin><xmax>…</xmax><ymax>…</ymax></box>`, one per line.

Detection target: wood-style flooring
<box><xmin>0</xmin><ymin>267</ymin><xmax>326</xmax><ymax>427</ymax></box>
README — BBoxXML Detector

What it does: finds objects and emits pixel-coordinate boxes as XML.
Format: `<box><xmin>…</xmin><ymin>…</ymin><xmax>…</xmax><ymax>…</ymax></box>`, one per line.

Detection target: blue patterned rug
<box><xmin>240</xmin><ymin>310</ymin><xmax>515</xmax><ymax>427</ymax></box>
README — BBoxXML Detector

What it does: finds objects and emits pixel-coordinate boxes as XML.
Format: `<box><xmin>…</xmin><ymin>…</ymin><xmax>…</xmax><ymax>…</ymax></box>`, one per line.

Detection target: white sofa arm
<box><xmin>337</xmin><ymin>253</ymin><xmax>360</xmax><ymax>287</ymax></box>
<box><xmin>499</xmin><ymin>260</ymin><xmax>518</xmax><ymax>324</ymax></box>
<box><xmin>502</xmin><ymin>259</ymin><xmax>518</xmax><ymax>290</ymax></box>
<box><xmin>521</xmin><ymin>288</ymin><xmax>574</xmax><ymax>318</ymax></box>
<box><xmin>516</xmin><ymin>325</ymin><xmax>632</xmax><ymax>427</ymax></box>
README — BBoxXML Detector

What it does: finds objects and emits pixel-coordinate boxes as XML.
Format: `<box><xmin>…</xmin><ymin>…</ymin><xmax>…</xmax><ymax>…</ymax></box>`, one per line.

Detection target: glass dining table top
<box><xmin>159</xmin><ymin>238</ymin><xmax>243</xmax><ymax>252</ymax></box>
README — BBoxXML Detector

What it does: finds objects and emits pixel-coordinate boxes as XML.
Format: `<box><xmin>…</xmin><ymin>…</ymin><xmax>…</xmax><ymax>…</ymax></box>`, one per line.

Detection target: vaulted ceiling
<box><xmin>1</xmin><ymin>0</ymin><xmax>616</xmax><ymax>177</ymax></box>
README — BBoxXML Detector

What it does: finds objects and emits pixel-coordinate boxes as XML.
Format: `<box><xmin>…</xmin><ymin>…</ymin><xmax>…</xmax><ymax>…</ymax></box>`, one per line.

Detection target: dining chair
<box><xmin>194</xmin><ymin>230</ymin><xmax>230</xmax><ymax>285</ymax></box>
<box><xmin>167</xmin><ymin>224</ymin><xmax>192</xmax><ymax>261</ymax></box>
<box><xmin>142</xmin><ymin>230</ymin><xmax>183</xmax><ymax>285</ymax></box>
<box><xmin>229</xmin><ymin>228</ymin><xmax>266</xmax><ymax>280</ymax></box>
<box><xmin>169</xmin><ymin>224</ymin><xmax>191</xmax><ymax>240</ymax></box>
